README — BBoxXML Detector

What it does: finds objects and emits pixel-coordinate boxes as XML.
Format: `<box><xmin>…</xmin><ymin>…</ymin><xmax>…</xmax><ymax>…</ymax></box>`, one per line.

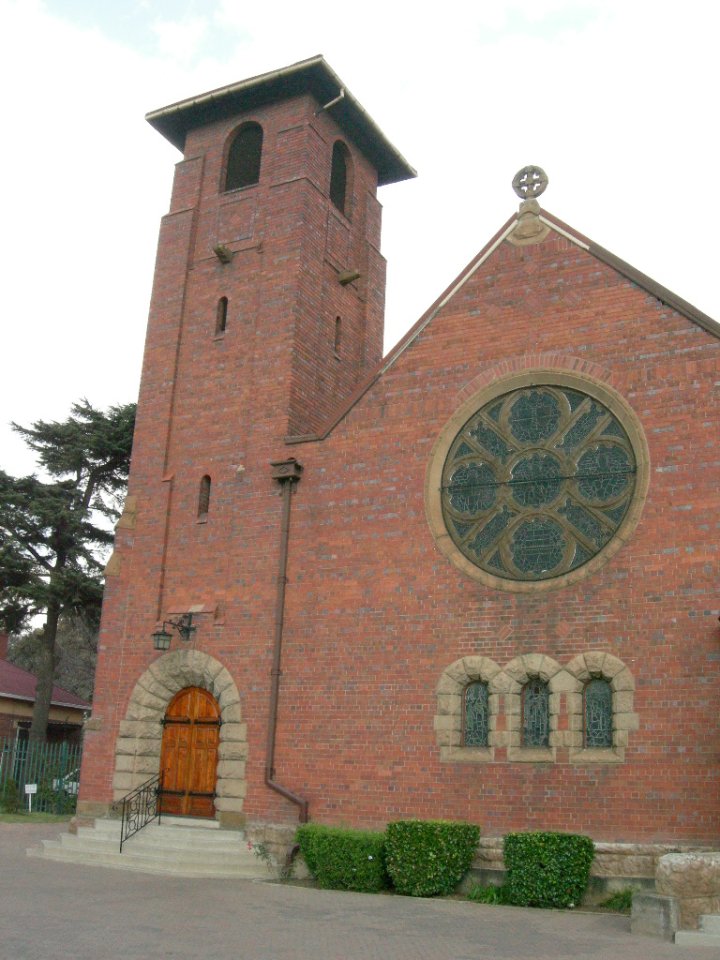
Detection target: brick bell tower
<box><xmin>144</xmin><ymin>55</ymin><xmax>415</xmax><ymax>441</ymax></box>
<box><xmin>79</xmin><ymin>58</ymin><xmax>414</xmax><ymax>819</ymax></box>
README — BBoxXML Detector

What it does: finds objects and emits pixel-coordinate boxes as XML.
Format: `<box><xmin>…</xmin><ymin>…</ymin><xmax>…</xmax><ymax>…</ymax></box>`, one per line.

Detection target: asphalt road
<box><xmin>0</xmin><ymin>822</ymin><xmax>713</xmax><ymax>960</ymax></box>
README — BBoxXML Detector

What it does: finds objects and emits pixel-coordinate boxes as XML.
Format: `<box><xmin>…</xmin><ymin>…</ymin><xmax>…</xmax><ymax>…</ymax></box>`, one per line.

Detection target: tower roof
<box><xmin>146</xmin><ymin>55</ymin><xmax>417</xmax><ymax>187</ymax></box>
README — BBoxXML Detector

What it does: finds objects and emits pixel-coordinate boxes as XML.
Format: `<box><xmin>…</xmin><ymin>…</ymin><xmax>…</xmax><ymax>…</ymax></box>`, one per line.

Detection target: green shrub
<box><xmin>296</xmin><ymin>823</ymin><xmax>389</xmax><ymax>893</ymax></box>
<box><xmin>467</xmin><ymin>883</ymin><xmax>513</xmax><ymax>905</ymax></box>
<box><xmin>385</xmin><ymin>820</ymin><xmax>480</xmax><ymax>897</ymax></box>
<box><xmin>598</xmin><ymin>888</ymin><xmax>633</xmax><ymax>913</ymax></box>
<box><xmin>503</xmin><ymin>831</ymin><xmax>594</xmax><ymax>908</ymax></box>
<box><xmin>0</xmin><ymin>779</ymin><xmax>22</xmax><ymax>813</ymax></box>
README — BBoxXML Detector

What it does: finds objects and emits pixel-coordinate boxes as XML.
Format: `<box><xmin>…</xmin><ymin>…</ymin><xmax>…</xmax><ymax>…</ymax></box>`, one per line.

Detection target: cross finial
<box><xmin>512</xmin><ymin>166</ymin><xmax>549</xmax><ymax>200</ymax></box>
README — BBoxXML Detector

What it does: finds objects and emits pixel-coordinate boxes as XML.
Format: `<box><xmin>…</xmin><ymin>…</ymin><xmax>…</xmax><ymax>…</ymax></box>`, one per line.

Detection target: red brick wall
<box><xmin>270</xmin><ymin>236</ymin><xmax>720</xmax><ymax>842</ymax></box>
<box><xmin>80</xmin><ymin>92</ymin><xmax>720</xmax><ymax>845</ymax></box>
<box><xmin>81</xmin><ymin>89</ymin><xmax>387</xmax><ymax>813</ymax></box>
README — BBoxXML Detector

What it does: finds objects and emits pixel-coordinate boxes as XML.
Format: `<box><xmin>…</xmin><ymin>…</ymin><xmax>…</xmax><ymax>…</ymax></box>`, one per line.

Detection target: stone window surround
<box><xmin>425</xmin><ymin>365</ymin><xmax>651</xmax><ymax>594</ymax></box>
<box><xmin>435</xmin><ymin>651</ymin><xmax>637</xmax><ymax>764</ymax></box>
<box><xmin>112</xmin><ymin>649</ymin><xmax>248</xmax><ymax>822</ymax></box>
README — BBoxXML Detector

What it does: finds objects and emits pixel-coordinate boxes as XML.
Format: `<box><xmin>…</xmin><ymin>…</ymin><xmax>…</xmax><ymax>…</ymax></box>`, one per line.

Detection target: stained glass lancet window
<box><xmin>441</xmin><ymin>385</ymin><xmax>638</xmax><ymax>582</ymax></box>
<box><xmin>584</xmin><ymin>678</ymin><xmax>613</xmax><ymax>748</ymax></box>
<box><xmin>464</xmin><ymin>681</ymin><xmax>489</xmax><ymax>747</ymax></box>
<box><xmin>522</xmin><ymin>678</ymin><xmax>549</xmax><ymax>747</ymax></box>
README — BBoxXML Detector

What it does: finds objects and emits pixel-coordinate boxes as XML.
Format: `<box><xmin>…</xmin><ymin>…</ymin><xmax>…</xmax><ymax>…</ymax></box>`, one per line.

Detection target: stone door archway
<box><xmin>113</xmin><ymin>650</ymin><xmax>247</xmax><ymax>824</ymax></box>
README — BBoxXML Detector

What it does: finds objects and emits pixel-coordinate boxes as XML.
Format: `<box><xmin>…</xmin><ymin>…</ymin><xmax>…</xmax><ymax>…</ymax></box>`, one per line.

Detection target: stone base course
<box><xmin>473</xmin><ymin>837</ymin><xmax>715</xmax><ymax>904</ymax></box>
<box><xmin>245</xmin><ymin>821</ymin><xmax>309</xmax><ymax>878</ymax></box>
<box><xmin>656</xmin><ymin>853</ymin><xmax>720</xmax><ymax>929</ymax></box>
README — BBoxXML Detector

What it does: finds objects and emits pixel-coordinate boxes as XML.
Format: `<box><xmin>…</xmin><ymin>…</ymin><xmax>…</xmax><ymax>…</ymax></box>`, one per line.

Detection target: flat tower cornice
<box><xmin>145</xmin><ymin>54</ymin><xmax>416</xmax><ymax>187</ymax></box>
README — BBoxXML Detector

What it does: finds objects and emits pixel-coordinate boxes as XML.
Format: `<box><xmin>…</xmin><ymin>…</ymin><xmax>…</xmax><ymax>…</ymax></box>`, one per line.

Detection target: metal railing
<box><xmin>119</xmin><ymin>773</ymin><xmax>162</xmax><ymax>852</ymax></box>
<box><xmin>0</xmin><ymin>736</ymin><xmax>82</xmax><ymax>814</ymax></box>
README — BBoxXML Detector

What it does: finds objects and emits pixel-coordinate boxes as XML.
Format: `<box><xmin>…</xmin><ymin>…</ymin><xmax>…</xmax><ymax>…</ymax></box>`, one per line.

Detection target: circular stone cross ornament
<box><xmin>512</xmin><ymin>166</ymin><xmax>549</xmax><ymax>199</ymax></box>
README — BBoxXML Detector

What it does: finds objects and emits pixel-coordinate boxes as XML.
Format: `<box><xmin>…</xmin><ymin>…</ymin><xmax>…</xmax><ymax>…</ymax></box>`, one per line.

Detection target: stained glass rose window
<box><xmin>440</xmin><ymin>386</ymin><xmax>637</xmax><ymax>582</ymax></box>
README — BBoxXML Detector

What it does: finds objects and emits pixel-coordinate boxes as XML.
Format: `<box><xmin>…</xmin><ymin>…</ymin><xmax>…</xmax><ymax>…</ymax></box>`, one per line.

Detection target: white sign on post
<box><xmin>25</xmin><ymin>783</ymin><xmax>37</xmax><ymax>813</ymax></box>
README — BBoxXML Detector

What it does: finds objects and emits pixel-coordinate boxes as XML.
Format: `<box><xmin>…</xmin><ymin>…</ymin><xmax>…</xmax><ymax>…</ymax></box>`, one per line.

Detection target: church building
<box><xmin>78</xmin><ymin>56</ymin><xmax>720</xmax><ymax>870</ymax></box>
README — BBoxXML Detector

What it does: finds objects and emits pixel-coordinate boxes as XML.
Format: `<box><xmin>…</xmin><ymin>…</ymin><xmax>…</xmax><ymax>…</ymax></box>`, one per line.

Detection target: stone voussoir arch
<box><xmin>435</xmin><ymin>655</ymin><xmax>503</xmax><ymax>762</ymax></box>
<box><xmin>564</xmin><ymin>650</ymin><xmax>638</xmax><ymax>762</ymax></box>
<box><xmin>112</xmin><ymin>649</ymin><xmax>247</xmax><ymax>819</ymax></box>
<box><xmin>503</xmin><ymin>653</ymin><xmax>564</xmax><ymax>761</ymax></box>
<box><xmin>436</xmin><ymin>650</ymin><xmax>637</xmax><ymax>765</ymax></box>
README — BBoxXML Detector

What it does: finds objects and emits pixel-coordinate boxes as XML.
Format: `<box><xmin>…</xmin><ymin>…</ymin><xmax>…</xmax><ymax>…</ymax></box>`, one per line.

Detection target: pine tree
<box><xmin>0</xmin><ymin>400</ymin><xmax>135</xmax><ymax>738</ymax></box>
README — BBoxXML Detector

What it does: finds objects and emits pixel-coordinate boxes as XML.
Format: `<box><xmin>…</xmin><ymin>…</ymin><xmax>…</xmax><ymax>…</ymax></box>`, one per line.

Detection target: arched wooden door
<box><xmin>159</xmin><ymin>687</ymin><xmax>220</xmax><ymax>818</ymax></box>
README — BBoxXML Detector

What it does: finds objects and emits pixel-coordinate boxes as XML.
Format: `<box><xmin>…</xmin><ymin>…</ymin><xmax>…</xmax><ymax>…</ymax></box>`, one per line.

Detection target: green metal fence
<box><xmin>0</xmin><ymin>737</ymin><xmax>82</xmax><ymax>814</ymax></box>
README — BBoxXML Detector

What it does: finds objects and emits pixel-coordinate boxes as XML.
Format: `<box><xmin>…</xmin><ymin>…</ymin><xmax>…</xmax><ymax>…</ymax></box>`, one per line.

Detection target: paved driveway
<box><xmin>0</xmin><ymin>822</ymin><xmax>713</xmax><ymax>960</ymax></box>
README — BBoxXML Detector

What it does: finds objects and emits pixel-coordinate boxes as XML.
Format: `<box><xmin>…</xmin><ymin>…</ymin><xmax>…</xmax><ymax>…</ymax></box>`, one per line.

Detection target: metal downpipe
<box><xmin>265</xmin><ymin>458</ymin><xmax>308</xmax><ymax>822</ymax></box>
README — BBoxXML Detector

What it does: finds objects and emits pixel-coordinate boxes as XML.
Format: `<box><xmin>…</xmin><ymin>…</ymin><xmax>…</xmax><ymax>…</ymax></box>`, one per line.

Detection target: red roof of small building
<box><xmin>0</xmin><ymin>659</ymin><xmax>90</xmax><ymax>710</ymax></box>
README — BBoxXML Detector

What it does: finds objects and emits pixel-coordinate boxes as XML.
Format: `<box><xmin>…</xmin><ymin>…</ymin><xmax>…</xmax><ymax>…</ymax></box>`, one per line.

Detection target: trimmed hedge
<box><xmin>503</xmin><ymin>831</ymin><xmax>594</xmax><ymax>908</ymax></box>
<box><xmin>296</xmin><ymin>824</ymin><xmax>389</xmax><ymax>892</ymax></box>
<box><xmin>385</xmin><ymin>820</ymin><xmax>480</xmax><ymax>897</ymax></box>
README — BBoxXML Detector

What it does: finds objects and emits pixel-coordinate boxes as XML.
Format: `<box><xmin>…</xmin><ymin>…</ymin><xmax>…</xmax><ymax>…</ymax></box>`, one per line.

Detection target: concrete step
<box><xmin>74</xmin><ymin>824</ymin><xmax>242</xmax><ymax>849</ymax></box>
<box><xmin>674</xmin><ymin>930</ymin><xmax>720</xmax><ymax>947</ymax></box>
<box><xmin>53</xmin><ymin>837</ymin><xmax>252</xmax><ymax>866</ymax></box>
<box><xmin>88</xmin><ymin>816</ymin><xmax>219</xmax><ymax>834</ymax></box>
<box><xmin>27</xmin><ymin>818</ymin><xmax>272</xmax><ymax>880</ymax></box>
<box><xmin>158</xmin><ymin>815</ymin><xmax>220</xmax><ymax>829</ymax></box>
<box><xmin>699</xmin><ymin>914</ymin><xmax>720</xmax><ymax>934</ymax></box>
<box><xmin>29</xmin><ymin>844</ymin><xmax>268</xmax><ymax>878</ymax></box>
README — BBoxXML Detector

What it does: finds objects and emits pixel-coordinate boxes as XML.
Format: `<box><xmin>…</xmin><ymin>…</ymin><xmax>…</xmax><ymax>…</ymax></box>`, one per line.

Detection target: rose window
<box><xmin>441</xmin><ymin>386</ymin><xmax>637</xmax><ymax>582</ymax></box>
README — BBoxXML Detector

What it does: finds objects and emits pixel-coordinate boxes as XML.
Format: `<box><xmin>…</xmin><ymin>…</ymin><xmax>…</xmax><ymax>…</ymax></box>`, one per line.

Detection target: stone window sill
<box><xmin>440</xmin><ymin>746</ymin><xmax>495</xmax><ymax>763</ymax></box>
<box><xmin>507</xmin><ymin>746</ymin><xmax>555</xmax><ymax>763</ymax></box>
<box><xmin>569</xmin><ymin>747</ymin><xmax>625</xmax><ymax>764</ymax></box>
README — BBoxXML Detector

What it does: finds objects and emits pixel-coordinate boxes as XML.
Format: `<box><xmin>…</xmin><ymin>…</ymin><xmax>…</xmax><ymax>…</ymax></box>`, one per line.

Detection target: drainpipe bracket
<box><xmin>270</xmin><ymin>458</ymin><xmax>303</xmax><ymax>482</ymax></box>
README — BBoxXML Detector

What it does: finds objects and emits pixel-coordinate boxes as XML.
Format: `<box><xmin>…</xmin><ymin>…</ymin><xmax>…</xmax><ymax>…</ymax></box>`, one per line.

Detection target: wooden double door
<box><xmin>159</xmin><ymin>687</ymin><xmax>220</xmax><ymax>818</ymax></box>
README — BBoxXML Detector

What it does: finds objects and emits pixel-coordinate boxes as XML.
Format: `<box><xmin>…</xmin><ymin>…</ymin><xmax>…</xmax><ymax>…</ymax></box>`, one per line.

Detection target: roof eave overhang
<box><xmin>145</xmin><ymin>55</ymin><xmax>416</xmax><ymax>187</ymax></box>
<box><xmin>538</xmin><ymin>211</ymin><xmax>720</xmax><ymax>339</ymax></box>
<box><xmin>0</xmin><ymin>692</ymin><xmax>89</xmax><ymax>709</ymax></box>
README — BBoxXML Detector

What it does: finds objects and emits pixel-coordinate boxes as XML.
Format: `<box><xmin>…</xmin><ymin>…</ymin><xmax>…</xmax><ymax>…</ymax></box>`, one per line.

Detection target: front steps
<box><xmin>675</xmin><ymin>914</ymin><xmax>720</xmax><ymax>947</ymax></box>
<box><xmin>27</xmin><ymin>816</ymin><xmax>273</xmax><ymax>880</ymax></box>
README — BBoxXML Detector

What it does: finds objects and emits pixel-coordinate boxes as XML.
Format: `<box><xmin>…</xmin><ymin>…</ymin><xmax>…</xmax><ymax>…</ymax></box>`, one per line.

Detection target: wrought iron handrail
<box><xmin>118</xmin><ymin>773</ymin><xmax>162</xmax><ymax>852</ymax></box>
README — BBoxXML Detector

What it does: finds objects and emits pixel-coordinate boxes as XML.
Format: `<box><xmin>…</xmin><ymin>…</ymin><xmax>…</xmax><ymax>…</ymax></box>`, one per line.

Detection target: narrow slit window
<box><xmin>224</xmin><ymin>122</ymin><xmax>263</xmax><ymax>192</ymax></box>
<box><xmin>215</xmin><ymin>297</ymin><xmax>228</xmax><ymax>335</ymax></box>
<box><xmin>198</xmin><ymin>475</ymin><xmax>211</xmax><ymax>519</ymax></box>
<box><xmin>584</xmin><ymin>678</ymin><xmax>613</xmax><ymax>748</ymax></box>
<box><xmin>330</xmin><ymin>141</ymin><xmax>351</xmax><ymax>215</ymax></box>
<box><xmin>464</xmin><ymin>681</ymin><xmax>489</xmax><ymax>747</ymax></box>
<box><xmin>334</xmin><ymin>316</ymin><xmax>342</xmax><ymax>355</ymax></box>
<box><xmin>522</xmin><ymin>678</ymin><xmax>549</xmax><ymax>747</ymax></box>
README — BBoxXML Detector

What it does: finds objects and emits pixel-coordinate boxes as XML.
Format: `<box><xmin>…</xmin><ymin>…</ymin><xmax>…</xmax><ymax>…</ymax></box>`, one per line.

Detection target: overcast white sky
<box><xmin>1</xmin><ymin>0</ymin><xmax>718</xmax><ymax>476</ymax></box>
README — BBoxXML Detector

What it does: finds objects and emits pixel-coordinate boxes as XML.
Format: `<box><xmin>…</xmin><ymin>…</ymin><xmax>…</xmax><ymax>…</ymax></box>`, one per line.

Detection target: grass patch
<box><xmin>0</xmin><ymin>812</ymin><xmax>71</xmax><ymax>824</ymax></box>
<box><xmin>597</xmin><ymin>888</ymin><xmax>633</xmax><ymax>913</ymax></box>
<box><xmin>467</xmin><ymin>884</ymin><xmax>514</xmax><ymax>905</ymax></box>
